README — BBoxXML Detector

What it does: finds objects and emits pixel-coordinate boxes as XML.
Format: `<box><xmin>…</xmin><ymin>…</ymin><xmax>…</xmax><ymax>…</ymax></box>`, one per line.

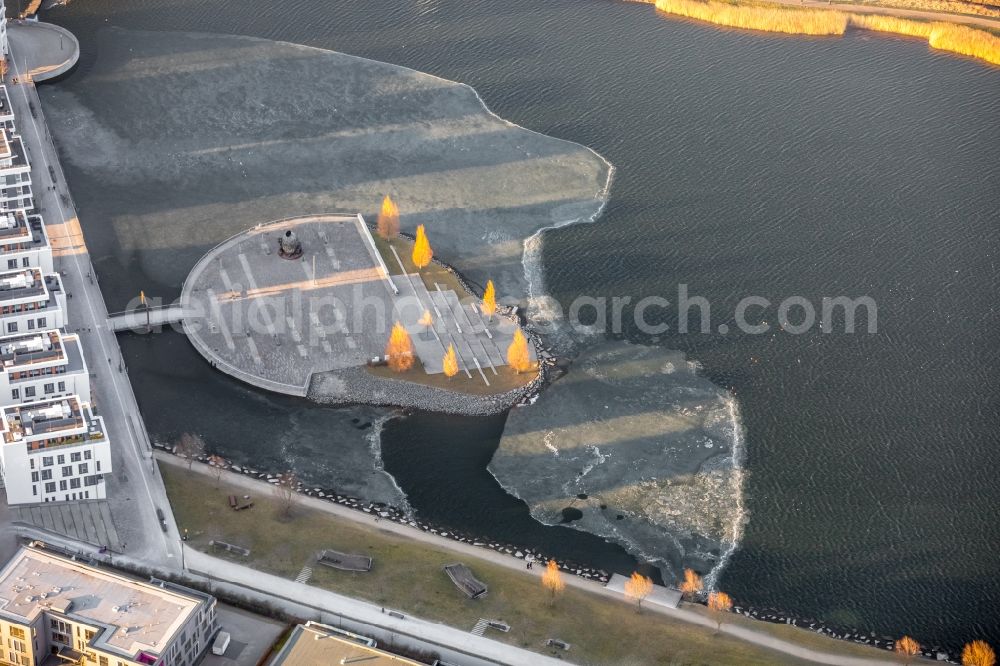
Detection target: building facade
<box><xmin>0</xmin><ymin>395</ymin><xmax>110</xmax><ymax>503</ymax></box>
<box><xmin>0</xmin><ymin>329</ymin><xmax>90</xmax><ymax>406</ymax></box>
<box><xmin>0</xmin><ymin>546</ymin><xmax>219</xmax><ymax>666</ymax></box>
<box><xmin>0</xmin><ymin>268</ymin><xmax>65</xmax><ymax>335</ymax></box>
<box><xmin>0</xmin><ymin>129</ymin><xmax>33</xmax><ymax>213</ymax></box>
<box><xmin>0</xmin><ymin>212</ymin><xmax>52</xmax><ymax>274</ymax></box>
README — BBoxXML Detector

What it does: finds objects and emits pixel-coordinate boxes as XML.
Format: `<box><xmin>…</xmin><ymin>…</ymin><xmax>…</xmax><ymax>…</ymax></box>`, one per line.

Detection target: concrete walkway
<box><xmin>8</xmin><ymin>21</ymin><xmax>79</xmax><ymax>82</ymax></box>
<box><xmin>159</xmin><ymin>454</ymin><xmax>899</xmax><ymax>666</ymax></box>
<box><xmin>6</xmin><ymin>30</ymin><xmax>183</xmax><ymax>570</ymax></box>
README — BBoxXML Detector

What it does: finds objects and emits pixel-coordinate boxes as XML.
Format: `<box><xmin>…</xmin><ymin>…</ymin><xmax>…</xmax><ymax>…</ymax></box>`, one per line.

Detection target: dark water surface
<box><xmin>48</xmin><ymin>0</ymin><xmax>999</xmax><ymax>648</ymax></box>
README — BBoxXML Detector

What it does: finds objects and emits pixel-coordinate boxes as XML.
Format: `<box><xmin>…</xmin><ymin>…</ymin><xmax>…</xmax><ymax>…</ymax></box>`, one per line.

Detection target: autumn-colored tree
<box><xmin>385</xmin><ymin>321</ymin><xmax>414</xmax><ymax>372</ymax></box>
<box><xmin>442</xmin><ymin>344</ymin><xmax>459</xmax><ymax>379</ymax></box>
<box><xmin>175</xmin><ymin>432</ymin><xmax>205</xmax><ymax>470</ymax></box>
<box><xmin>412</xmin><ymin>224</ymin><xmax>433</xmax><ymax>269</ymax></box>
<box><xmin>707</xmin><ymin>591</ymin><xmax>733</xmax><ymax>632</ymax></box>
<box><xmin>274</xmin><ymin>470</ymin><xmax>300</xmax><ymax>519</ymax></box>
<box><xmin>894</xmin><ymin>636</ymin><xmax>920</xmax><ymax>664</ymax></box>
<box><xmin>207</xmin><ymin>454</ymin><xmax>227</xmax><ymax>488</ymax></box>
<box><xmin>419</xmin><ymin>309</ymin><xmax>434</xmax><ymax>330</ymax></box>
<box><xmin>481</xmin><ymin>280</ymin><xmax>497</xmax><ymax>320</ymax></box>
<box><xmin>624</xmin><ymin>572</ymin><xmax>654</xmax><ymax>613</ymax></box>
<box><xmin>541</xmin><ymin>560</ymin><xmax>565</xmax><ymax>606</ymax></box>
<box><xmin>680</xmin><ymin>568</ymin><xmax>704</xmax><ymax>602</ymax></box>
<box><xmin>963</xmin><ymin>641</ymin><xmax>996</xmax><ymax>666</ymax></box>
<box><xmin>507</xmin><ymin>328</ymin><xmax>532</xmax><ymax>374</ymax></box>
<box><xmin>377</xmin><ymin>195</ymin><xmax>399</xmax><ymax>240</ymax></box>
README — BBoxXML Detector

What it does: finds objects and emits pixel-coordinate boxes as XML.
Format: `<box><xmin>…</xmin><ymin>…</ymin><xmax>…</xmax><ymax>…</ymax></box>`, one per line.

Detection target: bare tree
<box><xmin>175</xmin><ymin>433</ymin><xmax>205</xmax><ymax>470</ymax></box>
<box><xmin>207</xmin><ymin>455</ymin><xmax>227</xmax><ymax>488</ymax></box>
<box><xmin>274</xmin><ymin>470</ymin><xmax>300</xmax><ymax>519</ymax></box>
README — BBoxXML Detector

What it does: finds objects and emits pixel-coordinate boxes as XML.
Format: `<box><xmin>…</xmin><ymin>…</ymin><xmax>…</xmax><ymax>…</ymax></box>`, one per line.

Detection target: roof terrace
<box><xmin>0</xmin><ymin>209</ymin><xmax>31</xmax><ymax>244</ymax></box>
<box><xmin>0</xmin><ymin>329</ymin><xmax>64</xmax><ymax>367</ymax></box>
<box><xmin>1</xmin><ymin>396</ymin><xmax>103</xmax><ymax>446</ymax></box>
<box><xmin>0</xmin><ymin>547</ymin><xmax>206</xmax><ymax>661</ymax></box>
<box><xmin>0</xmin><ymin>267</ymin><xmax>61</xmax><ymax>305</ymax></box>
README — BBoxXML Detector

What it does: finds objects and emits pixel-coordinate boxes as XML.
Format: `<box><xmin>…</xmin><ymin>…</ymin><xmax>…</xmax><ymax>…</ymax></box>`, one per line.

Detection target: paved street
<box><xmin>202</xmin><ymin>604</ymin><xmax>286</xmax><ymax>666</ymax></box>
<box><xmin>6</xmin><ymin>25</ymin><xmax>183</xmax><ymax>569</ymax></box>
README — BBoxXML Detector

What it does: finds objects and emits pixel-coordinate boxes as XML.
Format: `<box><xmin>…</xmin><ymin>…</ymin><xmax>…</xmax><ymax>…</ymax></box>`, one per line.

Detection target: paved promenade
<box><xmin>6</xmin><ymin>26</ymin><xmax>183</xmax><ymax>569</ymax></box>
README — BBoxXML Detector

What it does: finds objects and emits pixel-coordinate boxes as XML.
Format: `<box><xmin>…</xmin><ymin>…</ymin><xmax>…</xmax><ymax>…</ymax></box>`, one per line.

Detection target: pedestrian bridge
<box><xmin>107</xmin><ymin>305</ymin><xmax>189</xmax><ymax>333</ymax></box>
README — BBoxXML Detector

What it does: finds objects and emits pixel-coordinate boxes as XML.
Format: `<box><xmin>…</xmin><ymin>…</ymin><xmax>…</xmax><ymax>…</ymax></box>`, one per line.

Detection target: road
<box><xmin>6</xmin><ymin>25</ymin><xmax>183</xmax><ymax>570</ymax></box>
<box><xmin>161</xmin><ymin>454</ymin><xmax>899</xmax><ymax>666</ymax></box>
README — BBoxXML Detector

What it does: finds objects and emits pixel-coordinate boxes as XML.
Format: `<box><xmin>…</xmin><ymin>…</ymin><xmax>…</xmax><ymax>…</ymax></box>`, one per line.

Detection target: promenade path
<box><xmin>159</xmin><ymin>453</ymin><xmax>898</xmax><ymax>666</ymax></box>
<box><xmin>7</xmin><ymin>20</ymin><xmax>79</xmax><ymax>82</ymax></box>
<box><xmin>6</xmin><ymin>23</ymin><xmax>184</xmax><ymax>570</ymax></box>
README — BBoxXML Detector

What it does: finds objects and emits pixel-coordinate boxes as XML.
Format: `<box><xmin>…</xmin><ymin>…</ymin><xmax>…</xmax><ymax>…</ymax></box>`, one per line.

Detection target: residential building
<box><xmin>0</xmin><ymin>267</ymin><xmax>65</xmax><ymax>335</ymax></box>
<box><xmin>0</xmin><ymin>128</ymin><xmax>33</xmax><ymax>213</ymax></box>
<box><xmin>0</xmin><ymin>395</ymin><xmax>110</xmax><ymax>504</ymax></box>
<box><xmin>0</xmin><ymin>211</ymin><xmax>52</xmax><ymax>273</ymax></box>
<box><xmin>268</xmin><ymin>622</ymin><xmax>426</xmax><ymax>665</ymax></box>
<box><xmin>0</xmin><ymin>1</ymin><xmax>7</xmax><ymax>57</ymax></box>
<box><xmin>0</xmin><ymin>86</ymin><xmax>14</xmax><ymax>131</ymax></box>
<box><xmin>0</xmin><ymin>545</ymin><xmax>219</xmax><ymax>666</ymax></box>
<box><xmin>0</xmin><ymin>329</ymin><xmax>90</xmax><ymax>406</ymax></box>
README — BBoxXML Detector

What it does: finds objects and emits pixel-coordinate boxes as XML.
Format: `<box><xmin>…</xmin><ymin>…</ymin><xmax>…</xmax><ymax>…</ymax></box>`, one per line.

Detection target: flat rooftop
<box><xmin>0</xmin><ymin>209</ymin><xmax>31</xmax><ymax>243</ymax></box>
<box><xmin>0</xmin><ymin>86</ymin><xmax>12</xmax><ymax>121</ymax></box>
<box><xmin>0</xmin><ymin>267</ymin><xmax>61</xmax><ymax>304</ymax></box>
<box><xmin>0</xmin><ymin>329</ymin><xmax>65</xmax><ymax>367</ymax></box>
<box><xmin>270</xmin><ymin>622</ymin><xmax>425</xmax><ymax>666</ymax></box>
<box><xmin>0</xmin><ymin>548</ymin><xmax>204</xmax><ymax>661</ymax></box>
<box><xmin>1</xmin><ymin>395</ymin><xmax>99</xmax><ymax>443</ymax></box>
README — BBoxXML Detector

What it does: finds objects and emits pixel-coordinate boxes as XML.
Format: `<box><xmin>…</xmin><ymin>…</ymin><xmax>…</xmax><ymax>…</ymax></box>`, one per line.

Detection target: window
<box><xmin>61</xmin><ymin>466</ymin><xmax>72</xmax><ymax>477</ymax></box>
<box><xmin>40</xmin><ymin>469</ymin><xmax>51</xmax><ymax>481</ymax></box>
<box><xmin>84</xmin><ymin>450</ymin><xmax>92</xmax><ymax>460</ymax></box>
<box><xmin>96</xmin><ymin>461</ymin><xmax>101</xmax><ymax>472</ymax></box>
<box><xmin>71</xmin><ymin>452</ymin><xmax>81</xmax><ymax>462</ymax></box>
<box><xmin>84</xmin><ymin>476</ymin><xmax>99</xmax><ymax>487</ymax></box>
<box><xmin>58</xmin><ymin>381</ymin><xmax>65</xmax><ymax>392</ymax></box>
<box><xmin>30</xmin><ymin>472</ymin><xmax>37</xmax><ymax>482</ymax></box>
<box><xmin>58</xmin><ymin>480</ymin><xmax>67</xmax><ymax>491</ymax></box>
<box><xmin>28</xmin><ymin>457</ymin><xmax>33</xmax><ymax>469</ymax></box>
<box><xmin>36</xmin><ymin>318</ymin><xmax>45</xmax><ymax>328</ymax></box>
<box><xmin>57</xmin><ymin>454</ymin><xmax>64</xmax><ymax>464</ymax></box>
<box><xmin>99</xmin><ymin>657</ymin><xmax>108</xmax><ymax>666</ymax></box>
<box><xmin>23</xmin><ymin>386</ymin><xmax>33</xmax><ymax>397</ymax></box>
<box><xmin>43</xmin><ymin>383</ymin><xmax>53</xmax><ymax>394</ymax></box>
<box><xmin>6</xmin><ymin>322</ymin><xmax>16</xmax><ymax>333</ymax></box>
<box><xmin>20</xmin><ymin>258</ymin><xmax>28</xmax><ymax>268</ymax></box>
<box><xmin>6</xmin><ymin>259</ymin><xmax>15</xmax><ymax>269</ymax></box>
<box><xmin>43</xmin><ymin>484</ymin><xmax>55</xmax><ymax>494</ymax></box>
<box><xmin>10</xmin><ymin>388</ymin><xmax>18</xmax><ymax>400</ymax></box>
<box><xmin>42</xmin><ymin>456</ymin><xmax>52</xmax><ymax>467</ymax></box>
<box><xmin>26</xmin><ymin>320</ymin><xmax>34</xmax><ymax>330</ymax></box>
<box><xmin>51</xmin><ymin>632</ymin><xmax>68</xmax><ymax>644</ymax></box>
<box><xmin>31</xmin><ymin>486</ymin><xmax>35</xmax><ymax>496</ymax></box>
<box><xmin>78</xmin><ymin>463</ymin><xmax>88</xmax><ymax>475</ymax></box>
<box><xmin>70</xmin><ymin>478</ymin><xmax>80</xmax><ymax>489</ymax></box>
<box><xmin>9</xmin><ymin>628</ymin><xmax>24</xmax><ymax>641</ymax></box>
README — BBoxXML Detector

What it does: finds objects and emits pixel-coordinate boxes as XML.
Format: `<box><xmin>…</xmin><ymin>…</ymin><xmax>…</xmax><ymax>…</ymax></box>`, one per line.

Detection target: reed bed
<box><xmin>652</xmin><ymin>0</ymin><xmax>1000</xmax><ymax>65</ymax></box>
<box><xmin>654</xmin><ymin>0</ymin><xmax>848</xmax><ymax>34</ymax></box>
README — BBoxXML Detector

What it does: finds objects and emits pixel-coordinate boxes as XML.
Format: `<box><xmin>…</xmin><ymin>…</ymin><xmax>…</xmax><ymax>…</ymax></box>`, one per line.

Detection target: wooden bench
<box><xmin>317</xmin><ymin>549</ymin><xmax>372</xmax><ymax>572</ymax></box>
<box><xmin>228</xmin><ymin>495</ymin><xmax>238</xmax><ymax>509</ymax></box>
<box><xmin>443</xmin><ymin>563</ymin><xmax>487</xmax><ymax>599</ymax></box>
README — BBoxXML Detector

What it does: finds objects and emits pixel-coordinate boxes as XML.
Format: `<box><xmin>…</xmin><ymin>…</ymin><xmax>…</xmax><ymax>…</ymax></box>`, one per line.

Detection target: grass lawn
<box><xmin>163</xmin><ymin>464</ymin><xmax>890</xmax><ymax>665</ymax></box>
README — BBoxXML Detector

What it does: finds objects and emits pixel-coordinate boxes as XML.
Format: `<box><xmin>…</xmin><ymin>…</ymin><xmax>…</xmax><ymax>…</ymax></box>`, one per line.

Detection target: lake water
<box><xmin>47</xmin><ymin>0</ymin><xmax>999</xmax><ymax>648</ymax></box>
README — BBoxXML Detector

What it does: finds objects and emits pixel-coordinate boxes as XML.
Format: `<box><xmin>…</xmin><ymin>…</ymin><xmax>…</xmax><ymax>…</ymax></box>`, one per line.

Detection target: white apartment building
<box><xmin>0</xmin><ymin>128</ymin><xmax>33</xmax><ymax>213</ymax></box>
<box><xmin>0</xmin><ymin>545</ymin><xmax>219</xmax><ymax>666</ymax></box>
<box><xmin>0</xmin><ymin>267</ymin><xmax>65</xmax><ymax>335</ymax></box>
<box><xmin>0</xmin><ymin>86</ymin><xmax>15</xmax><ymax>131</ymax></box>
<box><xmin>0</xmin><ymin>395</ymin><xmax>110</xmax><ymax>504</ymax></box>
<box><xmin>0</xmin><ymin>211</ymin><xmax>52</xmax><ymax>273</ymax></box>
<box><xmin>0</xmin><ymin>1</ymin><xmax>7</xmax><ymax>57</ymax></box>
<box><xmin>0</xmin><ymin>329</ymin><xmax>90</xmax><ymax>406</ymax></box>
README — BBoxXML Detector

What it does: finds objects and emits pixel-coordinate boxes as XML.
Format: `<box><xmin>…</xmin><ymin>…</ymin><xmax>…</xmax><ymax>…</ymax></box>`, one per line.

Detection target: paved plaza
<box><xmin>181</xmin><ymin>215</ymin><xmax>532</xmax><ymax>395</ymax></box>
<box><xmin>11</xmin><ymin>500</ymin><xmax>123</xmax><ymax>551</ymax></box>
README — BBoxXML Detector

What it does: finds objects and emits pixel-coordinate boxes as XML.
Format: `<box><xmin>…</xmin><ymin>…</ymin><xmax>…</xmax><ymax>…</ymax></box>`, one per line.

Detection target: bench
<box><xmin>228</xmin><ymin>495</ymin><xmax>238</xmax><ymax>509</ymax></box>
<box><xmin>317</xmin><ymin>549</ymin><xmax>372</xmax><ymax>572</ymax></box>
<box><xmin>443</xmin><ymin>563</ymin><xmax>487</xmax><ymax>599</ymax></box>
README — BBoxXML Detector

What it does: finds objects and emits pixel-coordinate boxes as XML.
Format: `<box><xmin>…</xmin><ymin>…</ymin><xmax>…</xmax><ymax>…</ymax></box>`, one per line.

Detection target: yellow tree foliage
<box><xmin>419</xmin><ymin>309</ymin><xmax>434</xmax><ymax>329</ymax></box>
<box><xmin>412</xmin><ymin>224</ymin><xmax>433</xmax><ymax>269</ymax></box>
<box><xmin>895</xmin><ymin>636</ymin><xmax>920</xmax><ymax>664</ymax></box>
<box><xmin>385</xmin><ymin>321</ymin><xmax>414</xmax><ymax>372</ymax></box>
<box><xmin>507</xmin><ymin>328</ymin><xmax>532</xmax><ymax>374</ymax></box>
<box><xmin>481</xmin><ymin>280</ymin><xmax>497</xmax><ymax>320</ymax></box>
<box><xmin>541</xmin><ymin>560</ymin><xmax>565</xmax><ymax>605</ymax></box>
<box><xmin>655</xmin><ymin>0</ymin><xmax>847</xmax><ymax>35</ymax></box>
<box><xmin>377</xmin><ymin>195</ymin><xmax>399</xmax><ymax>240</ymax></box>
<box><xmin>707</xmin><ymin>591</ymin><xmax>733</xmax><ymax>631</ymax></box>
<box><xmin>624</xmin><ymin>572</ymin><xmax>654</xmax><ymax>612</ymax></box>
<box><xmin>963</xmin><ymin>641</ymin><xmax>996</xmax><ymax>666</ymax></box>
<box><xmin>680</xmin><ymin>568</ymin><xmax>704</xmax><ymax>601</ymax></box>
<box><xmin>442</xmin><ymin>344</ymin><xmax>459</xmax><ymax>379</ymax></box>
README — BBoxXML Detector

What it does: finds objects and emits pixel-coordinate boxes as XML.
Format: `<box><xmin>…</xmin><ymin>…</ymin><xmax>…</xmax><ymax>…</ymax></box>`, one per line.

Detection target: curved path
<box><xmin>7</xmin><ymin>21</ymin><xmax>79</xmax><ymax>82</ymax></box>
<box><xmin>159</xmin><ymin>453</ymin><xmax>899</xmax><ymax>666</ymax></box>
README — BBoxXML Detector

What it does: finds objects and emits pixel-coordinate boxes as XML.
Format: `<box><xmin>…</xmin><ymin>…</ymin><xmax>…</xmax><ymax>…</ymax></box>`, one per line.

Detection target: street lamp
<box><xmin>181</xmin><ymin>528</ymin><xmax>188</xmax><ymax>570</ymax></box>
